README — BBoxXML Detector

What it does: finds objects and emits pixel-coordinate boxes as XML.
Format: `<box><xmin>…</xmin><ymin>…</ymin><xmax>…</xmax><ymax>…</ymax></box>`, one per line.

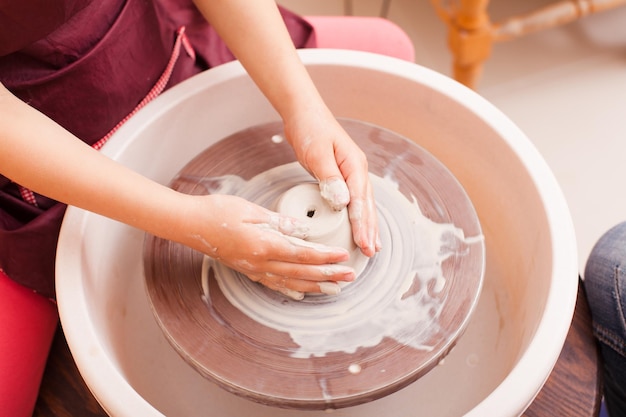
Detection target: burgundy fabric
<box><xmin>0</xmin><ymin>0</ymin><xmax>97</xmax><ymax>57</ymax></box>
<box><xmin>0</xmin><ymin>0</ymin><xmax>314</xmax><ymax>298</ymax></box>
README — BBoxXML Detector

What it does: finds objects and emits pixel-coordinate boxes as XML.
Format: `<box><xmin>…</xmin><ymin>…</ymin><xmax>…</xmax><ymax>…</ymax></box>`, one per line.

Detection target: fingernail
<box><xmin>319</xmin><ymin>282</ymin><xmax>342</xmax><ymax>296</ymax></box>
<box><xmin>318</xmin><ymin>264</ymin><xmax>354</xmax><ymax>277</ymax></box>
<box><xmin>359</xmin><ymin>236</ymin><xmax>373</xmax><ymax>257</ymax></box>
<box><xmin>362</xmin><ymin>227</ymin><xmax>378</xmax><ymax>254</ymax></box>
<box><xmin>280</xmin><ymin>288</ymin><xmax>305</xmax><ymax>300</ymax></box>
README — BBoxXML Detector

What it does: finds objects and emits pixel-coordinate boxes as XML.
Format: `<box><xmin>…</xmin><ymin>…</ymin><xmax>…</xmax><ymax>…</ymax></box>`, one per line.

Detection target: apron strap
<box><xmin>18</xmin><ymin>26</ymin><xmax>195</xmax><ymax>207</ymax></box>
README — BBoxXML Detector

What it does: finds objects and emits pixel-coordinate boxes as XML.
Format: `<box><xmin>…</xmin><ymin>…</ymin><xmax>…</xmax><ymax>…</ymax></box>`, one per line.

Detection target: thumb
<box><xmin>306</xmin><ymin>147</ymin><xmax>350</xmax><ymax>211</ymax></box>
<box><xmin>319</xmin><ymin>175</ymin><xmax>350</xmax><ymax>211</ymax></box>
<box><xmin>294</xmin><ymin>127</ymin><xmax>351</xmax><ymax>211</ymax></box>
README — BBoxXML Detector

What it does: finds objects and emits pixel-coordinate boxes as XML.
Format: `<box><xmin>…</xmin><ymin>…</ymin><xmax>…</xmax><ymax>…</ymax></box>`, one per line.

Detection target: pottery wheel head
<box><xmin>144</xmin><ymin>119</ymin><xmax>485</xmax><ymax>410</ymax></box>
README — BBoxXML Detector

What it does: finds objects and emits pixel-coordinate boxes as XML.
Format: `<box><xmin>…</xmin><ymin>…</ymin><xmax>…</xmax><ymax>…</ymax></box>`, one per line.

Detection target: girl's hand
<box><xmin>183</xmin><ymin>194</ymin><xmax>356</xmax><ymax>300</ymax></box>
<box><xmin>284</xmin><ymin>106</ymin><xmax>381</xmax><ymax>258</ymax></box>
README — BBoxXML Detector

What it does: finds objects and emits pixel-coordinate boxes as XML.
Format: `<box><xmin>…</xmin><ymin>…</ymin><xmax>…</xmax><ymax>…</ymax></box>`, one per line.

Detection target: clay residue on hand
<box><xmin>319</xmin><ymin>178</ymin><xmax>350</xmax><ymax>211</ymax></box>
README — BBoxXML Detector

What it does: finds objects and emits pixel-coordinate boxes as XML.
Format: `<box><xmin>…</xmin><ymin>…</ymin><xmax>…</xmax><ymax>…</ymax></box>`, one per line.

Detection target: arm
<box><xmin>0</xmin><ymin>83</ymin><xmax>354</xmax><ymax>298</ymax></box>
<box><xmin>192</xmin><ymin>0</ymin><xmax>380</xmax><ymax>256</ymax></box>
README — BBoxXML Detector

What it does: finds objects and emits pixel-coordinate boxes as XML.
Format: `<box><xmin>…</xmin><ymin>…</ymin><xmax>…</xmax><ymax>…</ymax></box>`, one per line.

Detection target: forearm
<box><xmin>192</xmin><ymin>0</ymin><xmax>326</xmax><ymax>122</ymax></box>
<box><xmin>0</xmin><ymin>84</ymin><xmax>189</xmax><ymax>242</ymax></box>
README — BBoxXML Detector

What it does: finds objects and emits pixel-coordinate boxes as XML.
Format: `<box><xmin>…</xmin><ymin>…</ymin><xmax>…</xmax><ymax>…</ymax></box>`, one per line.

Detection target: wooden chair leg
<box><xmin>380</xmin><ymin>0</ymin><xmax>392</xmax><ymax>17</ymax></box>
<box><xmin>433</xmin><ymin>0</ymin><xmax>626</xmax><ymax>89</ymax></box>
<box><xmin>447</xmin><ymin>0</ymin><xmax>493</xmax><ymax>89</ymax></box>
<box><xmin>452</xmin><ymin>58</ymin><xmax>484</xmax><ymax>89</ymax></box>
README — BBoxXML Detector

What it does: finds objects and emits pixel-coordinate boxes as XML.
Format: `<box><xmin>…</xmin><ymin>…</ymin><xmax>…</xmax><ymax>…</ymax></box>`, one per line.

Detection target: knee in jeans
<box><xmin>586</xmin><ymin>222</ymin><xmax>626</xmax><ymax>286</ymax></box>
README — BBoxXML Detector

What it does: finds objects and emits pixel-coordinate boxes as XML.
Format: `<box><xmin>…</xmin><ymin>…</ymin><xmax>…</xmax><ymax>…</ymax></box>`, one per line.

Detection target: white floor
<box><xmin>280</xmin><ymin>0</ymin><xmax>626</xmax><ymax>274</ymax></box>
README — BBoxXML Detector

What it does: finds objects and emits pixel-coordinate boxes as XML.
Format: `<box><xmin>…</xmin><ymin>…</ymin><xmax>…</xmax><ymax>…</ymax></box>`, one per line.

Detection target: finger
<box><xmin>308</xmin><ymin>152</ymin><xmax>379</xmax><ymax>254</ymax></box>
<box><xmin>298</xmin><ymin>138</ymin><xmax>350</xmax><ymax>210</ymax></box>
<box><xmin>258</xmin><ymin>279</ymin><xmax>305</xmax><ymax>301</ymax></box>
<box><xmin>262</xmin><ymin>263</ymin><xmax>356</xmax><ymax>283</ymax></box>
<box><xmin>328</xmin><ymin>143</ymin><xmax>379</xmax><ymax>255</ymax></box>
<box><xmin>279</xmin><ymin>235</ymin><xmax>351</xmax><ymax>265</ymax></box>
<box><xmin>348</xmin><ymin>183</ymin><xmax>380</xmax><ymax>257</ymax></box>
<box><xmin>338</xmin><ymin>156</ymin><xmax>379</xmax><ymax>257</ymax></box>
<box><xmin>269</xmin><ymin>283</ymin><xmax>306</xmax><ymax>301</ymax></box>
<box><xmin>247</xmin><ymin>229</ymin><xmax>351</xmax><ymax>265</ymax></box>
<box><xmin>257</xmin><ymin>274</ymin><xmax>344</xmax><ymax>297</ymax></box>
<box><xmin>229</xmin><ymin>233</ymin><xmax>352</xmax><ymax>274</ymax></box>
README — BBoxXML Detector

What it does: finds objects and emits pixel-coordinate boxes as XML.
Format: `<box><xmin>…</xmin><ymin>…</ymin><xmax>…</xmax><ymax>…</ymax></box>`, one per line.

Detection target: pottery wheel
<box><xmin>143</xmin><ymin>119</ymin><xmax>485</xmax><ymax>410</ymax></box>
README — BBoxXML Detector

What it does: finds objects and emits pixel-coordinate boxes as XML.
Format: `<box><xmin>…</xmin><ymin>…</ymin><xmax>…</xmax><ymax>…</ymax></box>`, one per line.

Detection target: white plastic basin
<box><xmin>56</xmin><ymin>49</ymin><xmax>578</xmax><ymax>417</ymax></box>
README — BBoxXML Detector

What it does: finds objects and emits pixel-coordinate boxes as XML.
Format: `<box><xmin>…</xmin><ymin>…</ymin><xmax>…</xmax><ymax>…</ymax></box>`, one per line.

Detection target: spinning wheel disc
<box><xmin>144</xmin><ymin>119</ymin><xmax>485</xmax><ymax>410</ymax></box>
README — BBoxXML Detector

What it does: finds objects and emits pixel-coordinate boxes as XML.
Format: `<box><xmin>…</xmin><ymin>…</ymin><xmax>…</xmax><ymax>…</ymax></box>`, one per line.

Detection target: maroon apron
<box><xmin>0</xmin><ymin>0</ymin><xmax>315</xmax><ymax>298</ymax></box>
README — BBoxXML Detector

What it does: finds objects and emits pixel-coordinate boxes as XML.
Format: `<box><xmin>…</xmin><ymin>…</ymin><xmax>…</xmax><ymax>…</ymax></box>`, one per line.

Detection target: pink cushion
<box><xmin>304</xmin><ymin>16</ymin><xmax>415</xmax><ymax>62</ymax></box>
<box><xmin>0</xmin><ymin>270</ymin><xmax>58</xmax><ymax>417</ymax></box>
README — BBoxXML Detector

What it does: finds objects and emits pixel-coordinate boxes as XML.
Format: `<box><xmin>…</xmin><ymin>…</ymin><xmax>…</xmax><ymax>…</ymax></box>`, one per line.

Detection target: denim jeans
<box><xmin>584</xmin><ymin>221</ymin><xmax>626</xmax><ymax>417</ymax></box>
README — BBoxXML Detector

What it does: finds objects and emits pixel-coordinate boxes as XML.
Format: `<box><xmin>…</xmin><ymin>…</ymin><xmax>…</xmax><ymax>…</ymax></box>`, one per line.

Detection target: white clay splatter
<box><xmin>200</xmin><ymin>162</ymin><xmax>484</xmax><ymax>359</ymax></box>
<box><xmin>267</xmin><ymin>214</ymin><xmax>310</xmax><ymax>239</ymax></box>
<box><xmin>348</xmin><ymin>364</ymin><xmax>362</xmax><ymax>375</ymax></box>
<box><xmin>466</xmin><ymin>353</ymin><xmax>480</xmax><ymax>367</ymax></box>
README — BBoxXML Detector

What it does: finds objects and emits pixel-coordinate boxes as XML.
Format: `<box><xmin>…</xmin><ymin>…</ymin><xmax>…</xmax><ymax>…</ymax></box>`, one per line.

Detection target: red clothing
<box><xmin>0</xmin><ymin>0</ymin><xmax>315</xmax><ymax>298</ymax></box>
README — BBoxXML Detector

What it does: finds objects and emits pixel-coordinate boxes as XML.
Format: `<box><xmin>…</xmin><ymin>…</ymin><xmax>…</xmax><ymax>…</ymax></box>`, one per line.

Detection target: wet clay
<box><xmin>275</xmin><ymin>181</ymin><xmax>369</xmax><ymax>279</ymax></box>
<box><xmin>201</xmin><ymin>162</ymin><xmax>482</xmax><ymax>359</ymax></box>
